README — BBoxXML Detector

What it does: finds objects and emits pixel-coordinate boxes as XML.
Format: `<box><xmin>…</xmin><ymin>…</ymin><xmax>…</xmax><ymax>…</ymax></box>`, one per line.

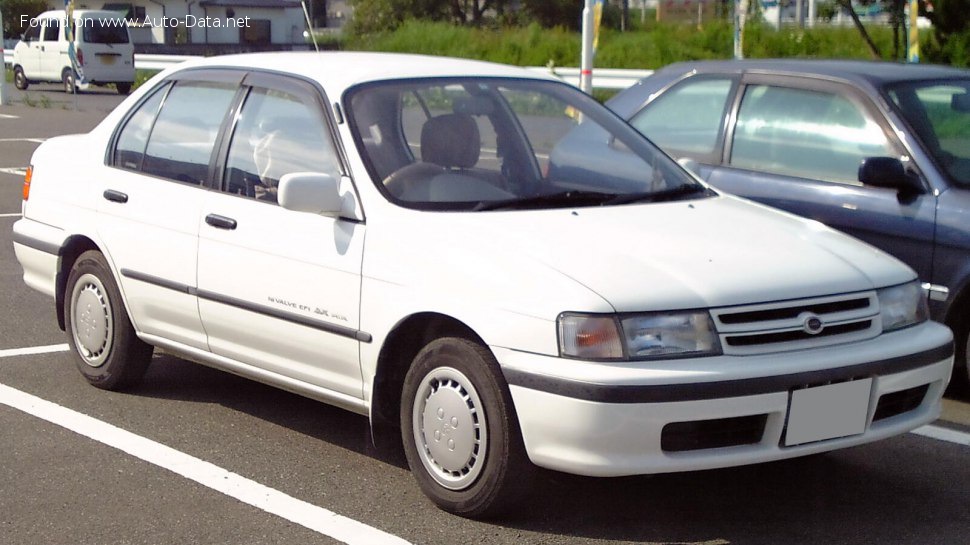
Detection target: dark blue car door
<box><xmin>706</xmin><ymin>74</ymin><xmax>937</xmax><ymax>281</ymax></box>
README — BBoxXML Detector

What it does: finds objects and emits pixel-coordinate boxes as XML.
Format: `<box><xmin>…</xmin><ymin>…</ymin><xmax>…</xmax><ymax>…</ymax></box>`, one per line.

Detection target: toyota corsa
<box><xmin>12</xmin><ymin>53</ymin><xmax>953</xmax><ymax>518</ymax></box>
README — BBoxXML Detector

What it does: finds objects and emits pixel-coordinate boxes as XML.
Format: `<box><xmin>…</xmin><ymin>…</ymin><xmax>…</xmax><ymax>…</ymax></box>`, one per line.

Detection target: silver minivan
<box><xmin>12</xmin><ymin>9</ymin><xmax>135</xmax><ymax>95</ymax></box>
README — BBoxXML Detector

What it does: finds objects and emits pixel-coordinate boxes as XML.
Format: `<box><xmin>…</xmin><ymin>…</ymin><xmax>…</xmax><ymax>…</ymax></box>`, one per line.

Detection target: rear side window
<box><xmin>113</xmin><ymin>83</ymin><xmax>169</xmax><ymax>170</ymax></box>
<box><xmin>114</xmin><ymin>80</ymin><xmax>237</xmax><ymax>185</ymax></box>
<box><xmin>41</xmin><ymin>20</ymin><xmax>60</xmax><ymax>42</ymax></box>
<box><xmin>82</xmin><ymin>19</ymin><xmax>129</xmax><ymax>44</ymax></box>
<box><xmin>629</xmin><ymin>77</ymin><xmax>734</xmax><ymax>158</ymax></box>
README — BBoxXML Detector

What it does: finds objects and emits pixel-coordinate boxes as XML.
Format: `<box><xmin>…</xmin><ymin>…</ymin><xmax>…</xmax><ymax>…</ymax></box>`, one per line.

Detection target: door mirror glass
<box><xmin>278</xmin><ymin>172</ymin><xmax>344</xmax><ymax>216</ymax></box>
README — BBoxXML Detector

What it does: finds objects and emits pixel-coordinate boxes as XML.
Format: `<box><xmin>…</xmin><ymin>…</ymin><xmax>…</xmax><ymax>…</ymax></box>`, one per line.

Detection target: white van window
<box><xmin>41</xmin><ymin>20</ymin><xmax>60</xmax><ymax>42</ymax></box>
<box><xmin>82</xmin><ymin>19</ymin><xmax>129</xmax><ymax>44</ymax></box>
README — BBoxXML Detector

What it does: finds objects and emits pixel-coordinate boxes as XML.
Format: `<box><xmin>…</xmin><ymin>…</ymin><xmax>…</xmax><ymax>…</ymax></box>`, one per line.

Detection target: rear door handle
<box><xmin>205</xmin><ymin>214</ymin><xmax>237</xmax><ymax>230</ymax></box>
<box><xmin>103</xmin><ymin>189</ymin><xmax>128</xmax><ymax>203</ymax></box>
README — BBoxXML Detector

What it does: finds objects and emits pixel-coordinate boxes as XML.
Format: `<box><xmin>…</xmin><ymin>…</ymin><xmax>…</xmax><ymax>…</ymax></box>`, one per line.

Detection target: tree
<box><xmin>834</xmin><ymin>0</ymin><xmax>882</xmax><ymax>59</ymax></box>
<box><xmin>1</xmin><ymin>0</ymin><xmax>49</xmax><ymax>38</ymax></box>
<box><xmin>521</xmin><ymin>0</ymin><xmax>583</xmax><ymax>30</ymax></box>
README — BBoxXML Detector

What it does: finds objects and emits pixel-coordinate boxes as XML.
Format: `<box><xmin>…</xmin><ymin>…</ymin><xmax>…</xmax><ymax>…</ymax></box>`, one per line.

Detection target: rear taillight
<box><xmin>23</xmin><ymin>166</ymin><xmax>33</xmax><ymax>201</ymax></box>
<box><xmin>77</xmin><ymin>48</ymin><xmax>84</xmax><ymax>67</ymax></box>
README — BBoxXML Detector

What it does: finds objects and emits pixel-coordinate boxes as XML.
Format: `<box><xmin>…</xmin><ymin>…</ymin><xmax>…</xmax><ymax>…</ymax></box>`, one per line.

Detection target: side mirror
<box><xmin>952</xmin><ymin>92</ymin><xmax>970</xmax><ymax>113</ymax></box>
<box><xmin>858</xmin><ymin>157</ymin><xmax>923</xmax><ymax>196</ymax></box>
<box><xmin>278</xmin><ymin>172</ymin><xmax>344</xmax><ymax>217</ymax></box>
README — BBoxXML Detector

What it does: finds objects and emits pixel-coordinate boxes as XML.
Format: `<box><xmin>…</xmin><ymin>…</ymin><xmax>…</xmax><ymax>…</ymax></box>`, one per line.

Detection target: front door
<box><xmin>196</xmin><ymin>75</ymin><xmax>366</xmax><ymax>401</ymax></box>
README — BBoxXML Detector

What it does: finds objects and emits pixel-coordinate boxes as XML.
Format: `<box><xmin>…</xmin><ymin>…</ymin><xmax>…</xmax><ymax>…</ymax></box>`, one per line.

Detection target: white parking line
<box><xmin>0</xmin><ymin>383</ymin><xmax>412</xmax><ymax>545</ymax></box>
<box><xmin>0</xmin><ymin>213</ymin><xmax>22</xmax><ymax>218</ymax></box>
<box><xmin>0</xmin><ymin>344</ymin><xmax>68</xmax><ymax>358</ymax></box>
<box><xmin>0</xmin><ymin>114</ymin><xmax>19</xmax><ymax>119</ymax></box>
<box><xmin>912</xmin><ymin>424</ymin><xmax>970</xmax><ymax>446</ymax></box>
<box><xmin>0</xmin><ymin>167</ymin><xmax>27</xmax><ymax>176</ymax></box>
<box><xmin>0</xmin><ymin>138</ymin><xmax>46</xmax><ymax>143</ymax></box>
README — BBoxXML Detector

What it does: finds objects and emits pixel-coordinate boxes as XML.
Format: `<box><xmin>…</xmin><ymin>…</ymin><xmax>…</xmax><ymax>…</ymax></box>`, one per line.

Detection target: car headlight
<box><xmin>878</xmin><ymin>281</ymin><xmax>929</xmax><ymax>332</ymax></box>
<box><xmin>558</xmin><ymin>311</ymin><xmax>721</xmax><ymax>360</ymax></box>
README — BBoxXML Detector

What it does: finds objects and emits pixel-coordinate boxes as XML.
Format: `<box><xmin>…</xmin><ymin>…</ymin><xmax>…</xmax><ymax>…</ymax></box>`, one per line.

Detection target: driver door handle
<box><xmin>205</xmin><ymin>214</ymin><xmax>237</xmax><ymax>230</ymax></box>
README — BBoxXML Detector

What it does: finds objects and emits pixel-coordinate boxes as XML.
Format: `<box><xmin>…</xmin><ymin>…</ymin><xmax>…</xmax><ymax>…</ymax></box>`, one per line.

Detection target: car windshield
<box><xmin>345</xmin><ymin>77</ymin><xmax>708</xmax><ymax>211</ymax></box>
<box><xmin>886</xmin><ymin>79</ymin><xmax>970</xmax><ymax>185</ymax></box>
<box><xmin>81</xmin><ymin>18</ymin><xmax>129</xmax><ymax>44</ymax></box>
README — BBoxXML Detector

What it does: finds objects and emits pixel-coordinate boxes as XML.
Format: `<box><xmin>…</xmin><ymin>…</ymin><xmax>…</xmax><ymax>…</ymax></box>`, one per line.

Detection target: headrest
<box><xmin>420</xmin><ymin>114</ymin><xmax>480</xmax><ymax>169</ymax></box>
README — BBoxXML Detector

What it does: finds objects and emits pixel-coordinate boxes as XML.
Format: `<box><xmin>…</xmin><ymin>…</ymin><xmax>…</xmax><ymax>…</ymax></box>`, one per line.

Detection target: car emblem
<box><xmin>802</xmin><ymin>314</ymin><xmax>825</xmax><ymax>335</ymax></box>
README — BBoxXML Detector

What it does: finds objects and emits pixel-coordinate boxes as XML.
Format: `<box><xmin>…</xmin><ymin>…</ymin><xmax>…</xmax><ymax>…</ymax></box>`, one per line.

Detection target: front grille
<box><xmin>873</xmin><ymin>385</ymin><xmax>929</xmax><ymax>422</ymax></box>
<box><xmin>661</xmin><ymin>414</ymin><xmax>768</xmax><ymax>452</ymax></box>
<box><xmin>711</xmin><ymin>292</ymin><xmax>880</xmax><ymax>355</ymax></box>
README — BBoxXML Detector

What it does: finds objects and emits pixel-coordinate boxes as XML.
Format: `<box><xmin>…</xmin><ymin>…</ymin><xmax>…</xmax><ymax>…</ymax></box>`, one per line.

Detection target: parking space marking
<box><xmin>0</xmin><ymin>114</ymin><xmax>19</xmax><ymax>119</ymax></box>
<box><xmin>0</xmin><ymin>382</ymin><xmax>412</xmax><ymax>545</ymax></box>
<box><xmin>0</xmin><ymin>213</ymin><xmax>22</xmax><ymax>218</ymax></box>
<box><xmin>0</xmin><ymin>138</ymin><xmax>46</xmax><ymax>143</ymax></box>
<box><xmin>0</xmin><ymin>344</ymin><xmax>69</xmax><ymax>358</ymax></box>
<box><xmin>0</xmin><ymin>167</ymin><xmax>27</xmax><ymax>176</ymax></box>
<box><xmin>912</xmin><ymin>424</ymin><xmax>970</xmax><ymax>446</ymax></box>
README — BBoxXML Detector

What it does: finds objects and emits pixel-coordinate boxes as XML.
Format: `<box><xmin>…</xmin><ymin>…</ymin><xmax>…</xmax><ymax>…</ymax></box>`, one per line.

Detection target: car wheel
<box><xmin>65</xmin><ymin>250</ymin><xmax>153</xmax><ymax>390</ymax></box>
<box><xmin>116</xmin><ymin>82</ymin><xmax>132</xmax><ymax>95</ymax></box>
<box><xmin>13</xmin><ymin>66</ymin><xmax>29</xmax><ymax>90</ymax></box>
<box><xmin>62</xmin><ymin>68</ymin><xmax>77</xmax><ymax>94</ymax></box>
<box><xmin>401</xmin><ymin>337</ymin><xmax>533</xmax><ymax>518</ymax></box>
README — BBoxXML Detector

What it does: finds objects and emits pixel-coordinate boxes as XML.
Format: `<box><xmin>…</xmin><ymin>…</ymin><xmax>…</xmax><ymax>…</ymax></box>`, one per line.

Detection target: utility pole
<box><xmin>580</xmin><ymin>0</ymin><xmax>595</xmax><ymax>94</ymax></box>
<box><xmin>0</xmin><ymin>9</ymin><xmax>7</xmax><ymax>106</ymax></box>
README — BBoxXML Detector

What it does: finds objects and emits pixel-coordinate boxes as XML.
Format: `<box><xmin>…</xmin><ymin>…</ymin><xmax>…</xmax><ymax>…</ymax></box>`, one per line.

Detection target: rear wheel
<box><xmin>13</xmin><ymin>66</ymin><xmax>28</xmax><ymax>90</ymax></box>
<box><xmin>65</xmin><ymin>250</ymin><xmax>152</xmax><ymax>390</ymax></box>
<box><xmin>401</xmin><ymin>337</ymin><xmax>533</xmax><ymax>518</ymax></box>
<box><xmin>62</xmin><ymin>68</ymin><xmax>77</xmax><ymax>94</ymax></box>
<box><xmin>116</xmin><ymin>82</ymin><xmax>132</xmax><ymax>95</ymax></box>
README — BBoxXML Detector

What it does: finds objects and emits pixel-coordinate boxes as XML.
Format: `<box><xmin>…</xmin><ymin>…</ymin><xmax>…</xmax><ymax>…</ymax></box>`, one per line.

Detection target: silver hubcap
<box><xmin>70</xmin><ymin>273</ymin><xmax>113</xmax><ymax>367</ymax></box>
<box><xmin>412</xmin><ymin>367</ymin><xmax>487</xmax><ymax>490</ymax></box>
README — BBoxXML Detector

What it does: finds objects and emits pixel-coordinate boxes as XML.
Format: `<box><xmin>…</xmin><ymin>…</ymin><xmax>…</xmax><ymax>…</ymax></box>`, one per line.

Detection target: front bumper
<box><xmin>496</xmin><ymin>321</ymin><xmax>953</xmax><ymax>477</ymax></box>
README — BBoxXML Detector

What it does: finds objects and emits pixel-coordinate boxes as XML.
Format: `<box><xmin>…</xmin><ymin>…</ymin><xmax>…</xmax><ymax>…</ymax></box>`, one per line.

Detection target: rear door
<box><xmin>196</xmin><ymin>73</ymin><xmax>367</xmax><ymax>402</ymax></box>
<box><xmin>79</xmin><ymin>16</ymin><xmax>135</xmax><ymax>83</ymax></box>
<box><xmin>38</xmin><ymin>18</ymin><xmax>62</xmax><ymax>81</ymax></box>
<box><xmin>706</xmin><ymin>75</ymin><xmax>937</xmax><ymax>280</ymax></box>
<box><xmin>99</xmin><ymin>71</ymin><xmax>243</xmax><ymax>350</ymax></box>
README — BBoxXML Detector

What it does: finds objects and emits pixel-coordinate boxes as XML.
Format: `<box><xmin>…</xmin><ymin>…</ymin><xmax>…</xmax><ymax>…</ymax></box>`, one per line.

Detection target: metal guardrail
<box><xmin>4</xmin><ymin>51</ymin><xmax>652</xmax><ymax>90</ymax></box>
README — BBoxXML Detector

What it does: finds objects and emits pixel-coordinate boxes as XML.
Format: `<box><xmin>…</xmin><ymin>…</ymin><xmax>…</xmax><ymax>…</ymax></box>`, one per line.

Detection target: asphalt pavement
<box><xmin>1</xmin><ymin>87</ymin><xmax>969</xmax><ymax>545</ymax></box>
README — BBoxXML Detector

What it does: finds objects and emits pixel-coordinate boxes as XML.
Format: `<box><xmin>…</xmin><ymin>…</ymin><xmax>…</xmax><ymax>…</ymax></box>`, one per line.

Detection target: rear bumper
<box><xmin>496</xmin><ymin>321</ymin><xmax>953</xmax><ymax>477</ymax></box>
<box><xmin>12</xmin><ymin>218</ymin><xmax>64</xmax><ymax>298</ymax></box>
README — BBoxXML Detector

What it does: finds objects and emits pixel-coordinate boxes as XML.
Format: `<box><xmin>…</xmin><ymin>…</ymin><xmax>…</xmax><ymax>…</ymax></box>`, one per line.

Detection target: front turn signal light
<box><xmin>23</xmin><ymin>166</ymin><xmax>33</xmax><ymax>201</ymax></box>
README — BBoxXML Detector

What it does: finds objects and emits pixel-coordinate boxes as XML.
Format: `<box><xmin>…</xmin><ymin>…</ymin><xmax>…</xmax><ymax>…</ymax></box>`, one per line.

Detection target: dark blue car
<box><xmin>605</xmin><ymin>60</ymin><xmax>970</xmax><ymax>391</ymax></box>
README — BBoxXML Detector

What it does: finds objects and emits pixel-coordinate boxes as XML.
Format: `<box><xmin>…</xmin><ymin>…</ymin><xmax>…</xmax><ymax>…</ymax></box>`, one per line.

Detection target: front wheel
<box><xmin>65</xmin><ymin>250</ymin><xmax>153</xmax><ymax>390</ymax></box>
<box><xmin>13</xmin><ymin>66</ymin><xmax>29</xmax><ymax>90</ymax></box>
<box><xmin>401</xmin><ymin>337</ymin><xmax>533</xmax><ymax>518</ymax></box>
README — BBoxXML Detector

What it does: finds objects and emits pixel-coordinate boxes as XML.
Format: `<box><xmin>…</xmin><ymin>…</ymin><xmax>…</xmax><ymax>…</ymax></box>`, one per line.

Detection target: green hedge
<box><xmin>342</xmin><ymin>19</ymin><xmax>962</xmax><ymax>69</ymax></box>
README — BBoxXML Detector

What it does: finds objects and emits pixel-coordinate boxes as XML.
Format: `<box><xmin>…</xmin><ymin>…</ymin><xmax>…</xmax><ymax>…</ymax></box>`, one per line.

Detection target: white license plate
<box><xmin>100</xmin><ymin>55</ymin><xmax>117</xmax><ymax>65</ymax></box>
<box><xmin>785</xmin><ymin>378</ymin><xmax>872</xmax><ymax>446</ymax></box>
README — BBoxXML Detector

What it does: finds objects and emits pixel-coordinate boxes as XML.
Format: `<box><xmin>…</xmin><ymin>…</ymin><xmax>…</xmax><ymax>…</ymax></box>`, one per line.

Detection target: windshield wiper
<box><xmin>473</xmin><ymin>190</ymin><xmax>617</xmax><ymax>211</ymax></box>
<box><xmin>603</xmin><ymin>184</ymin><xmax>711</xmax><ymax>206</ymax></box>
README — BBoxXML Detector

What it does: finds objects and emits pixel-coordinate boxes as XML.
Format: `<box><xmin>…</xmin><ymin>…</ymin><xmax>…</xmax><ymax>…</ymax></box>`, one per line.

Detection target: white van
<box><xmin>12</xmin><ymin>10</ymin><xmax>135</xmax><ymax>95</ymax></box>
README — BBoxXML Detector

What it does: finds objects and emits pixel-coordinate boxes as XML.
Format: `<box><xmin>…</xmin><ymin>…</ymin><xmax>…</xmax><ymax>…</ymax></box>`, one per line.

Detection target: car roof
<box><xmin>36</xmin><ymin>9</ymin><xmax>129</xmax><ymax>19</ymax></box>
<box><xmin>173</xmin><ymin>52</ymin><xmax>560</xmax><ymax>96</ymax></box>
<box><xmin>659</xmin><ymin>58</ymin><xmax>970</xmax><ymax>86</ymax></box>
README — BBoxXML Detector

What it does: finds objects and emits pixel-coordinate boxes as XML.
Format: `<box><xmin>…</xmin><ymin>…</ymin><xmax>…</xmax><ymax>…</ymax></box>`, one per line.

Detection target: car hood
<box><xmin>387</xmin><ymin>195</ymin><xmax>914</xmax><ymax>314</ymax></box>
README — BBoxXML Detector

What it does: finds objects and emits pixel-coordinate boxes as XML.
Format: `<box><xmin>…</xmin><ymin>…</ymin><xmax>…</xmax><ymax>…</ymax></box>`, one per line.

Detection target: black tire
<box><xmin>13</xmin><ymin>66</ymin><xmax>28</xmax><ymax>90</ymax></box>
<box><xmin>62</xmin><ymin>68</ymin><xmax>77</xmax><ymax>94</ymax></box>
<box><xmin>64</xmin><ymin>250</ymin><xmax>153</xmax><ymax>390</ymax></box>
<box><xmin>401</xmin><ymin>337</ymin><xmax>533</xmax><ymax>518</ymax></box>
<box><xmin>116</xmin><ymin>82</ymin><xmax>132</xmax><ymax>95</ymax></box>
<box><xmin>949</xmin><ymin>314</ymin><xmax>970</xmax><ymax>396</ymax></box>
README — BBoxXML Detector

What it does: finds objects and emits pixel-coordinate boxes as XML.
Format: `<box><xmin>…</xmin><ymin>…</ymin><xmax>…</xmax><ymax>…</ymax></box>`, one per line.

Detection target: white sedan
<box><xmin>12</xmin><ymin>52</ymin><xmax>954</xmax><ymax>517</ymax></box>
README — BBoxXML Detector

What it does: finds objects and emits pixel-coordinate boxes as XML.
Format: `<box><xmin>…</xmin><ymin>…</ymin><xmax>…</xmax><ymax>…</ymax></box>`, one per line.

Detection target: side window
<box><xmin>731</xmin><ymin>84</ymin><xmax>895</xmax><ymax>185</ymax></box>
<box><xmin>142</xmin><ymin>80</ymin><xmax>238</xmax><ymax>185</ymax></box>
<box><xmin>41</xmin><ymin>20</ymin><xmax>60</xmax><ymax>42</ymax></box>
<box><xmin>223</xmin><ymin>87</ymin><xmax>340</xmax><ymax>204</ymax></box>
<box><xmin>629</xmin><ymin>77</ymin><xmax>734</xmax><ymax>157</ymax></box>
<box><xmin>24</xmin><ymin>22</ymin><xmax>41</xmax><ymax>41</ymax></box>
<box><xmin>113</xmin><ymin>83</ymin><xmax>169</xmax><ymax>170</ymax></box>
